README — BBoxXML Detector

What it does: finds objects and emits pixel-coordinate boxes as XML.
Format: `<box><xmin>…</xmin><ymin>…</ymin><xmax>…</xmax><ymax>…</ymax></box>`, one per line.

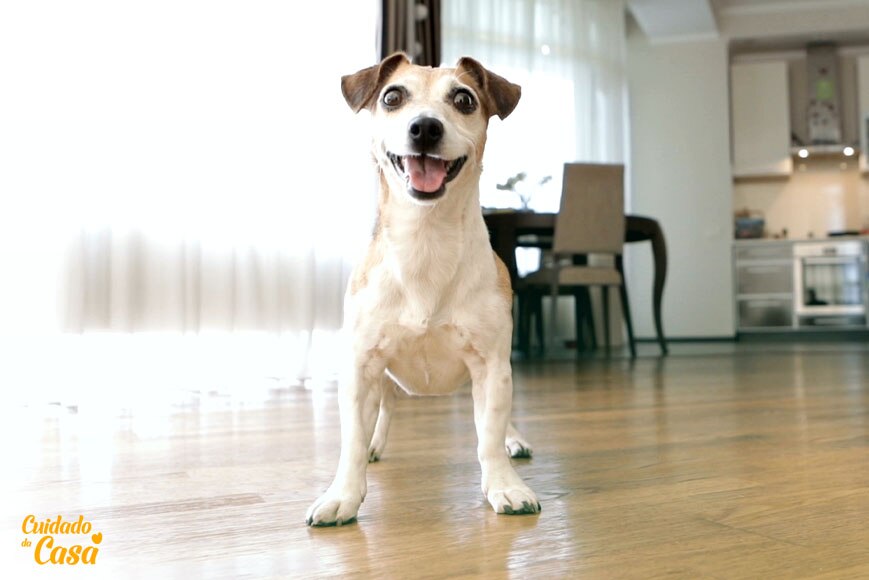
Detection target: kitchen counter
<box><xmin>734</xmin><ymin>236</ymin><xmax>869</xmax><ymax>246</ymax></box>
<box><xmin>733</xmin><ymin>236</ymin><xmax>868</xmax><ymax>333</ymax></box>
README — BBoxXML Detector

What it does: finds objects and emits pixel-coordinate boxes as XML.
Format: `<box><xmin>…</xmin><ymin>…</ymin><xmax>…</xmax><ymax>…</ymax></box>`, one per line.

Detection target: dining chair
<box><xmin>520</xmin><ymin>163</ymin><xmax>636</xmax><ymax>357</ymax></box>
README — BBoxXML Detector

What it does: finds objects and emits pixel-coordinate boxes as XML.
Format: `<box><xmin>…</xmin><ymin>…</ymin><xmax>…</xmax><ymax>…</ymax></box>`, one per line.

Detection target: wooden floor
<box><xmin>4</xmin><ymin>342</ymin><xmax>869</xmax><ymax>579</ymax></box>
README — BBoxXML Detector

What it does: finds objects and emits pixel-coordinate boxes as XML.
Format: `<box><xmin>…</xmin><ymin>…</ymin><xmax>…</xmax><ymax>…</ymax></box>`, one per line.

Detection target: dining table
<box><xmin>482</xmin><ymin>210</ymin><xmax>668</xmax><ymax>354</ymax></box>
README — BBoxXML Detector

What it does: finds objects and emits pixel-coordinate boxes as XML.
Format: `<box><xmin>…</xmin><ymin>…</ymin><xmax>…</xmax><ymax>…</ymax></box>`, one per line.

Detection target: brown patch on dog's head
<box><xmin>455</xmin><ymin>57</ymin><xmax>521</xmax><ymax>120</ymax></box>
<box><xmin>341</xmin><ymin>52</ymin><xmax>411</xmax><ymax>112</ymax></box>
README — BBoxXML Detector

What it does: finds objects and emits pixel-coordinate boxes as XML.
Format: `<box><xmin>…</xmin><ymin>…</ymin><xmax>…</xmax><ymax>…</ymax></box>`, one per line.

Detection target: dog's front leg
<box><xmin>472</xmin><ymin>360</ymin><xmax>540</xmax><ymax>515</ymax></box>
<box><xmin>306</xmin><ymin>357</ymin><xmax>383</xmax><ymax>526</ymax></box>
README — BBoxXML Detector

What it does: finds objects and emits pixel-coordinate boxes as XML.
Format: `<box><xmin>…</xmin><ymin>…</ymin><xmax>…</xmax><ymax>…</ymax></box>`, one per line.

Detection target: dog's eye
<box><xmin>382</xmin><ymin>88</ymin><xmax>404</xmax><ymax>109</ymax></box>
<box><xmin>453</xmin><ymin>90</ymin><xmax>476</xmax><ymax>114</ymax></box>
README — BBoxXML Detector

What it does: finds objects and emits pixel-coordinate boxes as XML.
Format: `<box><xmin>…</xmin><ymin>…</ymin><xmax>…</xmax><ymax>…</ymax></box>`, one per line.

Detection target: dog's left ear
<box><xmin>456</xmin><ymin>57</ymin><xmax>521</xmax><ymax>120</ymax></box>
<box><xmin>341</xmin><ymin>52</ymin><xmax>411</xmax><ymax>113</ymax></box>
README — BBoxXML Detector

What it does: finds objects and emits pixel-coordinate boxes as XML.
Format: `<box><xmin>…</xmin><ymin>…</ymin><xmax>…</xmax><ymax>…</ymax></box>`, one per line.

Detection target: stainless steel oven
<box><xmin>793</xmin><ymin>241</ymin><xmax>867</xmax><ymax>327</ymax></box>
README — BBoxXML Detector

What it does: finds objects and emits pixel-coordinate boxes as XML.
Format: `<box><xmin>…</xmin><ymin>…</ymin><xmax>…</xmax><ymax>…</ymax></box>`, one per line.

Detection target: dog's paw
<box><xmin>505</xmin><ymin>424</ymin><xmax>533</xmax><ymax>459</ymax></box>
<box><xmin>505</xmin><ymin>437</ymin><xmax>533</xmax><ymax>459</ymax></box>
<box><xmin>368</xmin><ymin>438</ymin><xmax>385</xmax><ymax>463</ymax></box>
<box><xmin>305</xmin><ymin>489</ymin><xmax>363</xmax><ymax>527</ymax></box>
<box><xmin>487</xmin><ymin>484</ymin><xmax>540</xmax><ymax>515</ymax></box>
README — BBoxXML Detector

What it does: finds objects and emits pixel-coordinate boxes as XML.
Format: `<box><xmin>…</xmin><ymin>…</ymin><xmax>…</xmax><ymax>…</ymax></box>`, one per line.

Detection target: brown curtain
<box><xmin>380</xmin><ymin>0</ymin><xmax>441</xmax><ymax>66</ymax></box>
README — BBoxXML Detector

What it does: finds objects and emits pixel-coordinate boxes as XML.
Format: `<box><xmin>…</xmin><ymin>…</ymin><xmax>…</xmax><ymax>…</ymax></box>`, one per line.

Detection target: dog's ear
<box><xmin>456</xmin><ymin>57</ymin><xmax>521</xmax><ymax>120</ymax></box>
<box><xmin>341</xmin><ymin>52</ymin><xmax>411</xmax><ymax>113</ymax></box>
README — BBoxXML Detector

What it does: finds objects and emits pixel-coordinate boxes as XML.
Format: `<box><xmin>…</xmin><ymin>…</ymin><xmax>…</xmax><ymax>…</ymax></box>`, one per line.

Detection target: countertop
<box><xmin>734</xmin><ymin>236</ymin><xmax>869</xmax><ymax>246</ymax></box>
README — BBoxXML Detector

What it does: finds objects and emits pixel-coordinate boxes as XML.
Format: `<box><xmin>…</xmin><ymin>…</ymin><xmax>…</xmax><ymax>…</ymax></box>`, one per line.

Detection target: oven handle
<box><xmin>800</xmin><ymin>256</ymin><xmax>860</xmax><ymax>266</ymax></box>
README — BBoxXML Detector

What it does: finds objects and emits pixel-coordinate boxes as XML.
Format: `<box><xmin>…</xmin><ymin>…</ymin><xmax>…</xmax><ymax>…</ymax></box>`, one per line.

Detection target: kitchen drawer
<box><xmin>738</xmin><ymin>298</ymin><xmax>794</xmax><ymax>328</ymax></box>
<box><xmin>734</xmin><ymin>244</ymin><xmax>792</xmax><ymax>261</ymax></box>
<box><xmin>735</xmin><ymin>263</ymin><xmax>793</xmax><ymax>295</ymax></box>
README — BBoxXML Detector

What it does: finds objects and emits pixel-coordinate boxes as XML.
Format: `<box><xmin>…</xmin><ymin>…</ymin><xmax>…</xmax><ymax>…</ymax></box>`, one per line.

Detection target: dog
<box><xmin>306</xmin><ymin>53</ymin><xmax>540</xmax><ymax>526</ymax></box>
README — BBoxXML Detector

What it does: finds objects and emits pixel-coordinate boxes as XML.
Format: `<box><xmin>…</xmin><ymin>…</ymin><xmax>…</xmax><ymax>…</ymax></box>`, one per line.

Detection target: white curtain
<box><xmin>0</xmin><ymin>1</ymin><xmax>379</xmax><ymax>405</ymax></box>
<box><xmin>442</xmin><ymin>0</ymin><xmax>627</xmax><ymax>213</ymax></box>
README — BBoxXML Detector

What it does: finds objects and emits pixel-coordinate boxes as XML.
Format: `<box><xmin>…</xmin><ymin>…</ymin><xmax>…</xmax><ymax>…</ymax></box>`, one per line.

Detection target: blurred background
<box><xmin>0</xmin><ymin>0</ymin><xmax>627</xmax><ymax>411</ymax></box>
<box><xmin>9</xmin><ymin>0</ymin><xmax>868</xmax><ymax>413</ymax></box>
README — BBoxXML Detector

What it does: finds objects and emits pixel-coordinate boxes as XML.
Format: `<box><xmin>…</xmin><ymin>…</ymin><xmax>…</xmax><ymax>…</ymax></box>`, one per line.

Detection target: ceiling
<box><xmin>628</xmin><ymin>0</ymin><xmax>869</xmax><ymax>46</ymax></box>
<box><xmin>626</xmin><ymin>0</ymin><xmax>718</xmax><ymax>42</ymax></box>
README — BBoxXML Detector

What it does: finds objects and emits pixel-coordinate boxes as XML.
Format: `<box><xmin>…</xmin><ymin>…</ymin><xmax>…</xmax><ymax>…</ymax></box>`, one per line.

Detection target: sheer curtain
<box><xmin>442</xmin><ymin>0</ymin><xmax>627</xmax><ymax>213</ymax></box>
<box><xmin>0</xmin><ymin>1</ymin><xmax>379</xmax><ymax>406</ymax></box>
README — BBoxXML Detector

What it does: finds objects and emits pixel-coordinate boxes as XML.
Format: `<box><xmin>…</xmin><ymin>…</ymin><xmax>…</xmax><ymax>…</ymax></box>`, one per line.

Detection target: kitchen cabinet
<box><xmin>730</xmin><ymin>61</ymin><xmax>793</xmax><ymax>178</ymax></box>
<box><xmin>734</xmin><ymin>239</ymin><xmax>869</xmax><ymax>333</ymax></box>
<box><xmin>858</xmin><ymin>55</ymin><xmax>869</xmax><ymax>173</ymax></box>
<box><xmin>734</xmin><ymin>241</ymin><xmax>795</xmax><ymax>331</ymax></box>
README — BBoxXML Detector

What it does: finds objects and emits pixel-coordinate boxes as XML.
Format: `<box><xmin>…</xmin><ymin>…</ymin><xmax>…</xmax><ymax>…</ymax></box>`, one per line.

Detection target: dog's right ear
<box><xmin>341</xmin><ymin>52</ymin><xmax>411</xmax><ymax>113</ymax></box>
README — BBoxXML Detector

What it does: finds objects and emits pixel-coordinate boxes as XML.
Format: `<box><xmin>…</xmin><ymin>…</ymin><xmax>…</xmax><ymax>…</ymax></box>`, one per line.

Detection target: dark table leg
<box><xmin>650</xmin><ymin>223</ymin><xmax>668</xmax><ymax>355</ymax></box>
<box><xmin>626</xmin><ymin>216</ymin><xmax>668</xmax><ymax>356</ymax></box>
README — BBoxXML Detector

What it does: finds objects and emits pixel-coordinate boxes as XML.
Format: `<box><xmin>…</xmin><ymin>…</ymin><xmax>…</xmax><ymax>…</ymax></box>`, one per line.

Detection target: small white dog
<box><xmin>306</xmin><ymin>53</ymin><xmax>540</xmax><ymax>526</ymax></box>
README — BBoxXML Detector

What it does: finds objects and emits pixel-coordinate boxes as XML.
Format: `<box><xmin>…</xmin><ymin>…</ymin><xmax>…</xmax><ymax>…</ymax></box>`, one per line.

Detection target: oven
<box><xmin>793</xmin><ymin>241</ymin><xmax>867</xmax><ymax>327</ymax></box>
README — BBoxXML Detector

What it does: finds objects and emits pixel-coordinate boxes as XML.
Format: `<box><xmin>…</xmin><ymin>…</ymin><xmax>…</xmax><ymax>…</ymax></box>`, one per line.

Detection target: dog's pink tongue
<box><xmin>406</xmin><ymin>156</ymin><xmax>447</xmax><ymax>193</ymax></box>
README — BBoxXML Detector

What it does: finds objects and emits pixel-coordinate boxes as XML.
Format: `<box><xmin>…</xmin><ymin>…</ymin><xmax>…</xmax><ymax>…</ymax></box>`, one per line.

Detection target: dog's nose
<box><xmin>408</xmin><ymin>117</ymin><xmax>443</xmax><ymax>151</ymax></box>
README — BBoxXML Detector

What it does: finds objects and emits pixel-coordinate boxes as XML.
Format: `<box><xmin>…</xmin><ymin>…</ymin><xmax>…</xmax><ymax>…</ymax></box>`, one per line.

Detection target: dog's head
<box><xmin>342</xmin><ymin>53</ymin><xmax>521</xmax><ymax>205</ymax></box>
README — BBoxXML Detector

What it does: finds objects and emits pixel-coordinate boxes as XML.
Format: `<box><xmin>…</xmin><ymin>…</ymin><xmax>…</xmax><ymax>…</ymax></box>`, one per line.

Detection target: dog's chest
<box><xmin>381</xmin><ymin>322</ymin><xmax>473</xmax><ymax>395</ymax></box>
<box><xmin>360</xmin><ymin>268</ymin><xmax>488</xmax><ymax>396</ymax></box>
<box><xmin>348</xmin><ymin>209</ymin><xmax>502</xmax><ymax>392</ymax></box>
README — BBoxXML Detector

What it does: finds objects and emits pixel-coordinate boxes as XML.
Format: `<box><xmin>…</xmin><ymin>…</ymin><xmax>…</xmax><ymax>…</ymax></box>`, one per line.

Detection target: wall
<box><xmin>625</xmin><ymin>25</ymin><xmax>735</xmax><ymax>338</ymax></box>
<box><xmin>734</xmin><ymin>159</ymin><xmax>869</xmax><ymax>238</ymax></box>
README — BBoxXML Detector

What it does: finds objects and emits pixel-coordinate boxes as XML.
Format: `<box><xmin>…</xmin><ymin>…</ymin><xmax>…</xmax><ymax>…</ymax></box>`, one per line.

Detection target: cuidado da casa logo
<box><xmin>21</xmin><ymin>515</ymin><xmax>102</xmax><ymax>565</ymax></box>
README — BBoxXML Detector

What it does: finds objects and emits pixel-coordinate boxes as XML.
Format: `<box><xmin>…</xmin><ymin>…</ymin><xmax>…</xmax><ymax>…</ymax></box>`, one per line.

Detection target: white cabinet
<box><xmin>730</xmin><ymin>61</ymin><xmax>793</xmax><ymax>178</ymax></box>
<box><xmin>733</xmin><ymin>242</ymin><xmax>795</xmax><ymax>331</ymax></box>
<box><xmin>858</xmin><ymin>55</ymin><xmax>869</xmax><ymax>172</ymax></box>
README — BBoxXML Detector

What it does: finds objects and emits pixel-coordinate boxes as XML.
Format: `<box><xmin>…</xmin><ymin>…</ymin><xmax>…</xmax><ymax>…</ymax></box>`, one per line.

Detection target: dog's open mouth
<box><xmin>387</xmin><ymin>152</ymin><xmax>467</xmax><ymax>201</ymax></box>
